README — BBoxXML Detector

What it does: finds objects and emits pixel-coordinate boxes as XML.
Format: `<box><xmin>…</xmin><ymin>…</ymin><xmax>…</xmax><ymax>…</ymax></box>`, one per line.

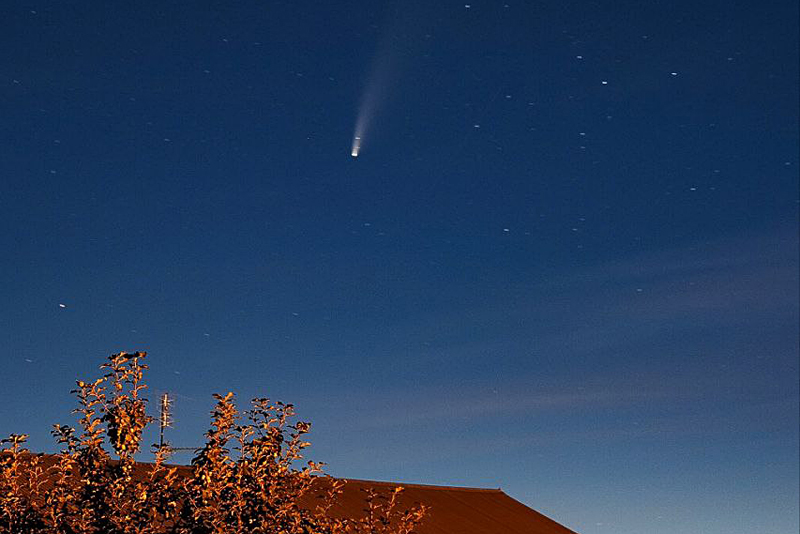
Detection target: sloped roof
<box><xmin>307</xmin><ymin>478</ymin><xmax>579</xmax><ymax>534</ymax></box>
<box><xmin>9</xmin><ymin>454</ymin><xmax>578</xmax><ymax>533</ymax></box>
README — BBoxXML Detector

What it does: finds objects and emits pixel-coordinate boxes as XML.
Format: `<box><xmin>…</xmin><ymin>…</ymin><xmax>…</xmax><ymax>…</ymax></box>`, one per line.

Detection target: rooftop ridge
<box><xmin>14</xmin><ymin>454</ymin><xmax>504</xmax><ymax>494</ymax></box>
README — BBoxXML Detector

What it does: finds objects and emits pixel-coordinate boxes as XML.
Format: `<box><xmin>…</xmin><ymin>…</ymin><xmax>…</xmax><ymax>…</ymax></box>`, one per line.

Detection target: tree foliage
<box><xmin>0</xmin><ymin>352</ymin><xmax>427</xmax><ymax>534</ymax></box>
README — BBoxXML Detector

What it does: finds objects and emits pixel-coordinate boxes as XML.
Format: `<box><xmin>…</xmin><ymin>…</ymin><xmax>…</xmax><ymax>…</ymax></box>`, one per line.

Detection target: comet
<box><xmin>350</xmin><ymin>42</ymin><xmax>388</xmax><ymax>159</ymax></box>
<box><xmin>350</xmin><ymin>5</ymin><xmax>428</xmax><ymax>158</ymax></box>
<box><xmin>350</xmin><ymin>60</ymin><xmax>386</xmax><ymax>159</ymax></box>
<box><xmin>350</xmin><ymin>11</ymin><xmax>407</xmax><ymax>159</ymax></box>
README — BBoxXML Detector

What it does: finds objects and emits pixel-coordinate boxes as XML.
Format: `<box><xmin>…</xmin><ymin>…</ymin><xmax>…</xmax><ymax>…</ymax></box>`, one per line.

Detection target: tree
<box><xmin>0</xmin><ymin>351</ymin><xmax>427</xmax><ymax>534</ymax></box>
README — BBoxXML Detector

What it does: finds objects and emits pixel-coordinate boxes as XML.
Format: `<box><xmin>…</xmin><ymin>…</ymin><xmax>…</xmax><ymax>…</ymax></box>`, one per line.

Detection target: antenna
<box><xmin>157</xmin><ymin>392</ymin><xmax>196</xmax><ymax>455</ymax></box>
<box><xmin>159</xmin><ymin>392</ymin><xmax>173</xmax><ymax>452</ymax></box>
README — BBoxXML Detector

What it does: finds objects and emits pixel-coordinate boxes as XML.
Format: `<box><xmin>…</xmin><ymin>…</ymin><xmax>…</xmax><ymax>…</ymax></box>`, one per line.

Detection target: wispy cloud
<box><xmin>345</xmin><ymin>382</ymin><xmax>676</xmax><ymax>430</ymax></box>
<box><xmin>324</xmin><ymin>228</ymin><xmax>798</xmax><ymax>436</ymax></box>
<box><xmin>407</xmin><ymin>228</ymin><xmax>795</xmax><ymax>361</ymax></box>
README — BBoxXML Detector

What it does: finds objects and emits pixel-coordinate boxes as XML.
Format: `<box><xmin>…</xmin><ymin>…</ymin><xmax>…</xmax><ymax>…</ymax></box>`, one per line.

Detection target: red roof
<box><xmin>9</xmin><ymin>455</ymin><xmax>578</xmax><ymax>533</ymax></box>
<box><xmin>307</xmin><ymin>478</ymin><xmax>579</xmax><ymax>534</ymax></box>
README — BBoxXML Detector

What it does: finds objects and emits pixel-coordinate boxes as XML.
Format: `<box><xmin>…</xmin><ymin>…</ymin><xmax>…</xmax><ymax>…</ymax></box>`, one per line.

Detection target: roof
<box><xmin>9</xmin><ymin>454</ymin><xmax>579</xmax><ymax>534</ymax></box>
<box><xmin>305</xmin><ymin>478</ymin><xmax>579</xmax><ymax>534</ymax></box>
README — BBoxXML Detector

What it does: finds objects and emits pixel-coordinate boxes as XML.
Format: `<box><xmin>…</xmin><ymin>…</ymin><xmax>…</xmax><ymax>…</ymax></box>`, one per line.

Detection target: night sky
<box><xmin>2</xmin><ymin>1</ymin><xmax>798</xmax><ymax>533</ymax></box>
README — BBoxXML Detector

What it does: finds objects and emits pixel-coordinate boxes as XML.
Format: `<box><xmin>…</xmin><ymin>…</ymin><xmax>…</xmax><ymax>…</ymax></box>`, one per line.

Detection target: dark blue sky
<box><xmin>2</xmin><ymin>1</ymin><xmax>798</xmax><ymax>533</ymax></box>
